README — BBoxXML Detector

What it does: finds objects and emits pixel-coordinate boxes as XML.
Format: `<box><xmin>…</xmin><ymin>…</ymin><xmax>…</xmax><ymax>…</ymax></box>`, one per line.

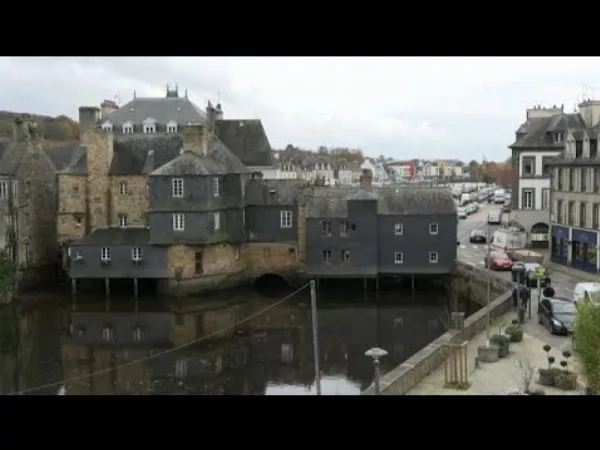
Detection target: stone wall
<box><xmin>57</xmin><ymin>174</ymin><xmax>87</xmax><ymax>244</ymax></box>
<box><xmin>362</xmin><ymin>261</ymin><xmax>513</xmax><ymax>395</ymax></box>
<box><xmin>86</xmin><ymin>130</ymin><xmax>113</xmax><ymax>231</ymax></box>
<box><xmin>110</xmin><ymin>175</ymin><xmax>148</xmax><ymax>227</ymax></box>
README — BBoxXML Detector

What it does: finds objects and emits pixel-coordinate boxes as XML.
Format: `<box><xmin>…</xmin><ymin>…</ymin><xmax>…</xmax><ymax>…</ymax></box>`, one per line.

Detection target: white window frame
<box><xmin>119</xmin><ymin>182</ymin><xmax>128</xmax><ymax>195</ymax></box>
<box><xmin>101</xmin><ymin>247</ymin><xmax>111</xmax><ymax>261</ymax></box>
<box><xmin>166</xmin><ymin>120</ymin><xmax>178</xmax><ymax>133</ymax></box>
<box><xmin>394</xmin><ymin>252</ymin><xmax>404</xmax><ymax>264</ymax></box>
<box><xmin>429</xmin><ymin>251</ymin><xmax>439</xmax><ymax>264</ymax></box>
<box><xmin>429</xmin><ymin>223</ymin><xmax>439</xmax><ymax>235</ymax></box>
<box><xmin>280</xmin><ymin>210</ymin><xmax>293</xmax><ymax>228</ymax></box>
<box><xmin>131</xmin><ymin>247</ymin><xmax>143</xmax><ymax>261</ymax></box>
<box><xmin>173</xmin><ymin>213</ymin><xmax>185</xmax><ymax>231</ymax></box>
<box><xmin>0</xmin><ymin>181</ymin><xmax>8</xmax><ymax>199</ymax></box>
<box><xmin>394</xmin><ymin>223</ymin><xmax>403</xmax><ymax>235</ymax></box>
<box><xmin>101</xmin><ymin>121</ymin><xmax>113</xmax><ymax>131</ymax></box>
<box><xmin>142</xmin><ymin>117</ymin><xmax>156</xmax><ymax>134</ymax></box>
<box><xmin>172</xmin><ymin>178</ymin><xmax>184</xmax><ymax>197</ymax></box>
<box><xmin>122</xmin><ymin>121</ymin><xmax>133</xmax><ymax>134</ymax></box>
<box><xmin>118</xmin><ymin>214</ymin><xmax>128</xmax><ymax>228</ymax></box>
<box><xmin>522</xmin><ymin>189</ymin><xmax>534</xmax><ymax>210</ymax></box>
<box><xmin>214</xmin><ymin>212</ymin><xmax>221</xmax><ymax>231</ymax></box>
<box><xmin>213</xmin><ymin>177</ymin><xmax>220</xmax><ymax>197</ymax></box>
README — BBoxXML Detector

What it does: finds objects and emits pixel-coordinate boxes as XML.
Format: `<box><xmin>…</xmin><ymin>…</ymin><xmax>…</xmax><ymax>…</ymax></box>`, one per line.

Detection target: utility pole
<box><xmin>310</xmin><ymin>280</ymin><xmax>322</xmax><ymax>395</ymax></box>
<box><xmin>486</xmin><ymin>224</ymin><xmax>492</xmax><ymax>345</ymax></box>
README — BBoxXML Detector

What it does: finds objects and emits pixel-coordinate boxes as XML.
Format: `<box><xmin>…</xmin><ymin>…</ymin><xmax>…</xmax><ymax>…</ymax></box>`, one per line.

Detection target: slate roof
<box><xmin>509</xmin><ymin>114</ymin><xmax>587</xmax><ymax>149</ymax></box>
<box><xmin>151</xmin><ymin>136</ymin><xmax>249</xmax><ymax>176</ymax></box>
<box><xmin>100</xmin><ymin>96</ymin><xmax>207</xmax><ymax>127</ymax></box>
<box><xmin>0</xmin><ymin>142</ymin><xmax>25</xmax><ymax>175</ymax></box>
<box><xmin>216</xmin><ymin>120</ymin><xmax>274</xmax><ymax>167</ymax></box>
<box><xmin>245</xmin><ymin>179</ymin><xmax>304</xmax><ymax>205</ymax></box>
<box><xmin>75</xmin><ymin>227</ymin><xmax>150</xmax><ymax>246</ymax></box>
<box><xmin>306</xmin><ymin>188</ymin><xmax>456</xmax><ymax>218</ymax></box>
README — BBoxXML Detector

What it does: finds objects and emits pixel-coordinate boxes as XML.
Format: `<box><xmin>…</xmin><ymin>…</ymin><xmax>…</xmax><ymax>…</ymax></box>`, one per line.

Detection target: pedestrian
<box><xmin>543</xmin><ymin>284</ymin><xmax>555</xmax><ymax>298</ymax></box>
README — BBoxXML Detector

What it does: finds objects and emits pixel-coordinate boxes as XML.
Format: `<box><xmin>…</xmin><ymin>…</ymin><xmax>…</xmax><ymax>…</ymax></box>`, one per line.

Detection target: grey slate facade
<box><xmin>305</xmin><ymin>187</ymin><xmax>457</xmax><ymax>278</ymax></box>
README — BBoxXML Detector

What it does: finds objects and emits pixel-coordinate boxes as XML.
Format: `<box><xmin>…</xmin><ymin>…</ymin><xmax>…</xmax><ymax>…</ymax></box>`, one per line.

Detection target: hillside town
<box><xmin>2</xmin><ymin>58</ymin><xmax>600</xmax><ymax>398</ymax></box>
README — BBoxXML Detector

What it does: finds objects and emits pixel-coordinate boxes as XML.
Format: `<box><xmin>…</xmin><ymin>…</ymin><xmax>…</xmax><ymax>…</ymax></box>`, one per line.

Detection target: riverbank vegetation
<box><xmin>0</xmin><ymin>249</ymin><xmax>16</xmax><ymax>304</ymax></box>
<box><xmin>574</xmin><ymin>299</ymin><xmax>600</xmax><ymax>393</ymax></box>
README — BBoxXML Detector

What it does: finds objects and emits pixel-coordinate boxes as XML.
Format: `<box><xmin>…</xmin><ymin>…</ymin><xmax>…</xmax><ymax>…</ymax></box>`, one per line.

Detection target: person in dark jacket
<box><xmin>543</xmin><ymin>284</ymin><xmax>555</xmax><ymax>298</ymax></box>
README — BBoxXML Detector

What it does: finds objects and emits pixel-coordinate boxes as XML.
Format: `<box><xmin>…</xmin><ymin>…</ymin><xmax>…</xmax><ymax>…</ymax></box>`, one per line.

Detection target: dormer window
<box><xmin>101</xmin><ymin>121</ymin><xmax>113</xmax><ymax>131</ymax></box>
<box><xmin>143</xmin><ymin>117</ymin><xmax>156</xmax><ymax>134</ymax></box>
<box><xmin>122</xmin><ymin>121</ymin><xmax>133</xmax><ymax>134</ymax></box>
<box><xmin>555</xmin><ymin>132</ymin><xmax>564</xmax><ymax>143</ymax></box>
<box><xmin>213</xmin><ymin>177</ymin><xmax>220</xmax><ymax>197</ymax></box>
<box><xmin>166</xmin><ymin>120</ymin><xmax>178</xmax><ymax>133</ymax></box>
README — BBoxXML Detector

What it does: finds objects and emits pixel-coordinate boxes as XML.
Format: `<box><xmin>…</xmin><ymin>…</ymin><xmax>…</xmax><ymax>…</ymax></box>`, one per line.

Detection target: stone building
<box><xmin>0</xmin><ymin>116</ymin><xmax>60</xmax><ymax>290</ymax></box>
<box><xmin>59</xmin><ymin>87</ymin><xmax>301</xmax><ymax>295</ymax></box>
<box><xmin>304</xmin><ymin>170</ymin><xmax>457</xmax><ymax>282</ymax></box>
<box><xmin>548</xmin><ymin>110</ymin><xmax>600</xmax><ymax>274</ymax></box>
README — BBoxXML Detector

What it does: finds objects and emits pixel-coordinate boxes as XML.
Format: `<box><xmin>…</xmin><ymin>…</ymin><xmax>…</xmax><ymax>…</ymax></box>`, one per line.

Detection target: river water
<box><xmin>0</xmin><ymin>281</ymin><xmax>459</xmax><ymax>395</ymax></box>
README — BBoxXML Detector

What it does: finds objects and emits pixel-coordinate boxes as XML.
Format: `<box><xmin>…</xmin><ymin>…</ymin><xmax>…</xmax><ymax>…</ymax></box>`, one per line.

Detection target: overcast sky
<box><xmin>1</xmin><ymin>57</ymin><xmax>598</xmax><ymax>162</ymax></box>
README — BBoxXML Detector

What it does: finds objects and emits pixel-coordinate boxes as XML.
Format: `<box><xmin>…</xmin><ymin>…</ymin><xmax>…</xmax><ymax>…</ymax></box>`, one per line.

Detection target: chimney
<box><xmin>215</xmin><ymin>103</ymin><xmax>224</xmax><ymax>120</ymax></box>
<box><xmin>206</xmin><ymin>101</ymin><xmax>217</xmax><ymax>130</ymax></box>
<box><xmin>100</xmin><ymin>100</ymin><xmax>119</xmax><ymax>120</ymax></box>
<box><xmin>359</xmin><ymin>169</ymin><xmax>372</xmax><ymax>189</ymax></box>
<box><xmin>78</xmin><ymin>106</ymin><xmax>100</xmax><ymax>143</ymax></box>
<box><xmin>182</xmin><ymin>123</ymin><xmax>209</xmax><ymax>157</ymax></box>
<box><xmin>13</xmin><ymin>115</ymin><xmax>39</xmax><ymax>143</ymax></box>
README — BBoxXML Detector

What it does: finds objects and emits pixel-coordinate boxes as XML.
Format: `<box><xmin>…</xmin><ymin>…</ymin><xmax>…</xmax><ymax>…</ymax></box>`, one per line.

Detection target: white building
<box><xmin>509</xmin><ymin>103</ymin><xmax>571</xmax><ymax>245</ymax></box>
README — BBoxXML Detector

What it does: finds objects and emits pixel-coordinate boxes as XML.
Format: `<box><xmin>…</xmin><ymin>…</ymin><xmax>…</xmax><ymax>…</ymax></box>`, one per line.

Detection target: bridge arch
<box><xmin>254</xmin><ymin>273</ymin><xmax>290</xmax><ymax>290</ymax></box>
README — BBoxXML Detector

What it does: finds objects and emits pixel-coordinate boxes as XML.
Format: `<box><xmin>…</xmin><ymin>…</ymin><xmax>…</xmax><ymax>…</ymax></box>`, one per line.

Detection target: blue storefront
<box><xmin>571</xmin><ymin>228</ymin><xmax>598</xmax><ymax>274</ymax></box>
<box><xmin>551</xmin><ymin>225</ymin><xmax>569</xmax><ymax>266</ymax></box>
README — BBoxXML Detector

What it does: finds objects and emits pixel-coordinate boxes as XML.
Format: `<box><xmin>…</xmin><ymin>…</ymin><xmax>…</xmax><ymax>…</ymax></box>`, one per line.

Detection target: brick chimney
<box><xmin>182</xmin><ymin>123</ymin><xmax>209</xmax><ymax>157</ymax></box>
<box><xmin>359</xmin><ymin>169</ymin><xmax>372</xmax><ymax>189</ymax></box>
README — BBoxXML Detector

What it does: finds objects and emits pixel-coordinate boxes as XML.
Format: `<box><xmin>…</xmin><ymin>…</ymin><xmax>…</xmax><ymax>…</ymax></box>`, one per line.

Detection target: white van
<box><xmin>573</xmin><ymin>282</ymin><xmax>600</xmax><ymax>306</ymax></box>
<box><xmin>490</xmin><ymin>229</ymin><xmax>527</xmax><ymax>253</ymax></box>
<box><xmin>460</xmin><ymin>193</ymin><xmax>470</xmax><ymax>206</ymax></box>
<box><xmin>487</xmin><ymin>211</ymin><xmax>501</xmax><ymax>225</ymax></box>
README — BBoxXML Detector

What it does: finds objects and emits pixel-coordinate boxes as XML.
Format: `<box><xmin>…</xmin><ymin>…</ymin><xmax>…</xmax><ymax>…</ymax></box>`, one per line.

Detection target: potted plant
<box><xmin>504</xmin><ymin>320</ymin><xmax>524</xmax><ymax>343</ymax></box>
<box><xmin>538</xmin><ymin>346</ymin><xmax>561</xmax><ymax>386</ymax></box>
<box><xmin>490</xmin><ymin>334</ymin><xmax>510</xmax><ymax>358</ymax></box>
<box><xmin>555</xmin><ymin>351</ymin><xmax>578</xmax><ymax>391</ymax></box>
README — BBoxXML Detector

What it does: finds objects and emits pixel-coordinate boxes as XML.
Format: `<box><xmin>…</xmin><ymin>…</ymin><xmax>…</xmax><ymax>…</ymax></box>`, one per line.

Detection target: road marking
<box><xmin>472</xmin><ymin>245</ymin><xmax>480</xmax><ymax>249</ymax></box>
<box><xmin>460</xmin><ymin>245</ymin><xmax>467</xmax><ymax>249</ymax></box>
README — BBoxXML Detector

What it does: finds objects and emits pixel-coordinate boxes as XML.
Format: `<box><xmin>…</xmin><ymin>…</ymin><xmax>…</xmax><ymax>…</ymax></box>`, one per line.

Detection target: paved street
<box><xmin>456</xmin><ymin>203</ymin><xmax>575</xmax><ymax>352</ymax></box>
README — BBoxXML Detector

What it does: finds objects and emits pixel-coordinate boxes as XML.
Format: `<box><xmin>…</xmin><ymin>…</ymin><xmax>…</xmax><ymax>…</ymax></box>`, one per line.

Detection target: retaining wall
<box><xmin>362</xmin><ymin>261</ymin><xmax>513</xmax><ymax>395</ymax></box>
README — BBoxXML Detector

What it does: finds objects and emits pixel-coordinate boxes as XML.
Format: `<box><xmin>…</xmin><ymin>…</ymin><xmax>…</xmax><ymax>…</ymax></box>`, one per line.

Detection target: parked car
<box><xmin>484</xmin><ymin>250</ymin><xmax>513</xmax><ymax>271</ymax></box>
<box><xmin>538</xmin><ymin>297</ymin><xmax>576</xmax><ymax>335</ymax></box>
<box><xmin>457</xmin><ymin>207</ymin><xmax>467</xmax><ymax>219</ymax></box>
<box><xmin>511</xmin><ymin>262</ymin><xmax>550</xmax><ymax>287</ymax></box>
<box><xmin>469</xmin><ymin>229</ymin><xmax>487</xmax><ymax>243</ymax></box>
<box><xmin>572</xmin><ymin>282</ymin><xmax>600</xmax><ymax>306</ymax></box>
<box><xmin>502</xmin><ymin>203</ymin><xmax>511</xmax><ymax>213</ymax></box>
<box><xmin>466</xmin><ymin>204</ymin><xmax>477</xmax><ymax>214</ymax></box>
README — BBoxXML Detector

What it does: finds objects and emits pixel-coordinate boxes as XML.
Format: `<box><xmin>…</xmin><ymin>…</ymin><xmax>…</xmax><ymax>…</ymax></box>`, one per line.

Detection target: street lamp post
<box><xmin>365</xmin><ymin>347</ymin><xmax>388</xmax><ymax>395</ymax></box>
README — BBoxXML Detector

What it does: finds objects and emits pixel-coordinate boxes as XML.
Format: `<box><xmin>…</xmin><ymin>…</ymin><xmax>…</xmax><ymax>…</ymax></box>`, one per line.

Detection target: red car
<box><xmin>484</xmin><ymin>251</ymin><xmax>513</xmax><ymax>271</ymax></box>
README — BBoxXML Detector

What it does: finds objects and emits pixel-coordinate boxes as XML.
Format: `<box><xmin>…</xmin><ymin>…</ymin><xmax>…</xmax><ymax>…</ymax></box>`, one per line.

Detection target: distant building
<box><xmin>387</xmin><ymin>160</ymin><xmax>415</xmax><ymax>180</ymax></box>
<box><xmin>304</xmin><ymin>170</ymin><xmax>457</xmax><ymax>280</ymax></box>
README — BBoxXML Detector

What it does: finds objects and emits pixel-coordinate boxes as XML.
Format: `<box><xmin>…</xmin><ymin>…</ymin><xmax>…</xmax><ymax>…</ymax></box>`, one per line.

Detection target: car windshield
<box><xmin>491</xmin><ymin>252</ymin><xmax>509</xmax><ymax>259</ymax></box>
<box><xmin>552</xmin><ymin>301</ymin><xmax>576</xmax><ymax>315</ymax></box>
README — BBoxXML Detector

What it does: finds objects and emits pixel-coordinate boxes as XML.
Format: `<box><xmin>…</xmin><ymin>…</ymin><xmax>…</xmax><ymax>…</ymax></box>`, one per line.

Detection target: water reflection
<box><xmin>0</xmin><ymin>286</ymin><xmax>452</xmax><ymax>395</ymax></box>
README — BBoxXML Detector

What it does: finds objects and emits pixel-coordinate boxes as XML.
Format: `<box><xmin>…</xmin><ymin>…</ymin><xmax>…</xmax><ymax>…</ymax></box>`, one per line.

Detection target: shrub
<box><xmin>573</xmin><ymin>300</ymin><xmax>600</xmax><ymax>392</ymax></box>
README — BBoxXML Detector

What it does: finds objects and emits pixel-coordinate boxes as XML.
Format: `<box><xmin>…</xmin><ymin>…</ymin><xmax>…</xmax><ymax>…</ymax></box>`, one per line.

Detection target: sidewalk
<box><xmin>407</xmin><ymin>310</ymin><xmax>583</xmax><ymax>395</ymax></box>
